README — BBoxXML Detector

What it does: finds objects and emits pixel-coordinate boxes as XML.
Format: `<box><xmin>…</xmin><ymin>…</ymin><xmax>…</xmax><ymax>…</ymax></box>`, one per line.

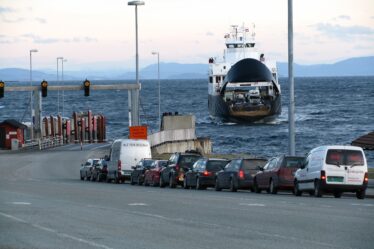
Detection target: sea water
<box><xmin>1</xmin><ymin>76</ymin><xmax>373</xmax><ymax>165</ymax></box>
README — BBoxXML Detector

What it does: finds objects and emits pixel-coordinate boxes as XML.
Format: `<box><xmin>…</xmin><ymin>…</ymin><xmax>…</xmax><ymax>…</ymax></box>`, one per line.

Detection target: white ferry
<box><xmin>208</xmin><ymin>24</ymin><xmax>281</xmax><ymax>122</ymax></box>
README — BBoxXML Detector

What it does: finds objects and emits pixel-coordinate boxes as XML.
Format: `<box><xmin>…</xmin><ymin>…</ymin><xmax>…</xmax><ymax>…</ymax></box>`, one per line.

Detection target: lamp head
<box><xmin>128</xmin><ymin>1</ymin><xmax>145</xmax><ymax>6</ymax></box>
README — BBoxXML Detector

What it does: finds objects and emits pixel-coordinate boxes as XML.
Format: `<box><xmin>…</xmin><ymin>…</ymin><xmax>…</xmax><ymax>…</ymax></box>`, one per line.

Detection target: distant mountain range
<box><xmin>1</xmin><ymin>56</ymin><xmax>373</xmax><ymax>81</ymax></box>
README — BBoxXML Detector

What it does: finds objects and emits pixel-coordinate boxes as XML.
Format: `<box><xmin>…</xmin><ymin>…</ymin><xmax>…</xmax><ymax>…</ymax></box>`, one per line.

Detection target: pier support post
<box><xmin>33</xmin><ymin>90</ymin><xmax>42</xmax><ymax>139</ymax></box>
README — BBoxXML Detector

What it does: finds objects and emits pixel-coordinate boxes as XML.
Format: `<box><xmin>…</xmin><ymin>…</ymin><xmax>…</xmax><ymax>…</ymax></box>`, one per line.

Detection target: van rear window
<box><xmin>326</xmin><ymin>150</ymin><xmax>364</xmax><ymax>166</ymax></box>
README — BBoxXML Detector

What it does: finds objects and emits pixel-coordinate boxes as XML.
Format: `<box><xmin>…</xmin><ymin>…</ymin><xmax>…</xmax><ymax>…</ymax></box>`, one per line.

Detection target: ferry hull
<box><xmin>208</xmin><ymin>94</ymin><xmax>281</xmax><ymax>123</ymax></box>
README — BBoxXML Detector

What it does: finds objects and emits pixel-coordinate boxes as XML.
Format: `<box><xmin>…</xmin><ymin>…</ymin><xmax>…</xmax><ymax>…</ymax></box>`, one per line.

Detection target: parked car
<box><xmin>184</xmin><ymin>158</ymin><xmax>229</xmax><ymax>190</ymax></box>
<box><xmin>91</xmin><ymin>159</ymin><xmax>108</xmax><ymax>182</ymax></box>
<box><xmin>80</xmin><ymin>158</ymin><xmax>101</xmax><ymax>181</ymax></box>
<box><xmin>215</xmin><ymin>158</ymin><xmax>267</xmax><ymax>192</ymax></box>
<box><xmin>253</xmin><ymin>155</ymin><xmax>305</xmax><ymax>194</ymax></box>
<box><xmin>106</xmin><ymin>139</ymin><xmax>152</xmax><ymax>183</ymax></box>
<box><xmin>130</xmin><ymin>158</ymin><xmax>155</xmax><ymax>185</ymax></box>
<box><xmin>159</xmin><ymin>152</ymin><xmax>203</xmax><ymax>188</ymax></box>
<box><xmin>144</xmin><ymin>160</ymin><xmax>168</xmax><ymax>186</ymax></box>
<box><xmin>294</xmin><ymin>145</ymin><xmax>368</xmax><ymax>199</ymax></box>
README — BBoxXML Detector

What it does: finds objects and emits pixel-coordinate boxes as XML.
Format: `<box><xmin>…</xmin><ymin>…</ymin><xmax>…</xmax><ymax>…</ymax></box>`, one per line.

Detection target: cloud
<box><xmin>206</xmin><ymin>31</ymin><xmax>214</xmax><ymax>36</ymax></box>
<box><xmin>2</xmin><ymin>17</ymin><xmax>25</xmax><ymax>23</ymax></box>
<box><xmin>337</xmin><ymin>15</ymin><xmax>350</xmax><ymax>20</ymax></box>
<box><xmin>0</xmin><ymin>34</ymin><xmax>21</xmax><ymax>44</ymax></box>
<box><xmin>21</xmin><ymin>33</ymin><xmax>98</xmax><ymax>44</ymax></box>
<box><xmin>34</xmin><ymin>17</ymin><xmax>47</xmax><ymax>24</ymax></box>
<box><xmin>0</xmin><ymin>6</ymin><xmax>15</xmax><ymax>14</ymax></box>
<box><xmin>313</xmin><ymin>23</ymin><xmax>374</xmax><ymax>40</ymax></box>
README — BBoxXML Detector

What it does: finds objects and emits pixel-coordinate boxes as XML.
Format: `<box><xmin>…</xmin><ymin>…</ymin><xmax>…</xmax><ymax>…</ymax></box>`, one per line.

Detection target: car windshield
<box><xmin>207</xmin><ymin>160</ymin><xmax>229</xmax><ymax>172</ymax></box>
<box><xmin>85</xmin><ymin>161</ymin><xmax>91</xmax><ymax>166</ymax></box>
<box><xmin>242</xmin><ymin>159</ymin><xmax>267</xmax><ymax>170</ymax></box>
<box><xmin>326</xmin><ymin>149</ymin><xmax>364</xmax><ymax>166</ymax></box>
<box><xmin>284</xmin><ymin>157</ymin><xmax>304</xmax><ymax>168</ymax></box>
<box><xmin>179</xmin><ymin>155</ymin><xmax>201</xmax><ymax>169</ymax></box>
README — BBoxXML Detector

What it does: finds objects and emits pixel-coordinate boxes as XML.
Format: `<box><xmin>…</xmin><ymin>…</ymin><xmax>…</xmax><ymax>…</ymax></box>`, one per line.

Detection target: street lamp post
<box><xmin>62</xmin><ymin>59</ymin><xmax>67</xmax><ymax>117</ymax></box>
<box><xmin>151</xmin><ymin>51</ymin><xmax>161</xmax><ymax>128</ymax></box>
<box><xmin>57</xmin><ymin>57</ymin><xmax>63</xmax><ymax>115</ymax></box>
<box><xmin>288</xmin><ymin>0</ymin><xmax>295</xmax><ymax>156</ymax></box>
<box><xmin>128</xmin><ymin>0</ymin><xmax>145</xmax><ymax>127</ymax></box>
<box><xmin>30</xmin><ymin>49</ymin><xmax>38</xmax><ymax>141</ymax></box>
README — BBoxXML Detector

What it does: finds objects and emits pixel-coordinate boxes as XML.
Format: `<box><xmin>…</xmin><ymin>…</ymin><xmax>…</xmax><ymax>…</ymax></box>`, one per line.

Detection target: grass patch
<box><xmin>369</xmin><ymin>168</ymin><xmax>374</xmax><ymax>180</ymax></box>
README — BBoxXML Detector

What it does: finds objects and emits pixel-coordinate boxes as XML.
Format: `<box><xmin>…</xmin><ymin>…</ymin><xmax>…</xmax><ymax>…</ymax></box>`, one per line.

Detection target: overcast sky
<box><xmin>0</xmin><ymin>0</ymin><xmax>373</xmax><ymax>71</ymax></box>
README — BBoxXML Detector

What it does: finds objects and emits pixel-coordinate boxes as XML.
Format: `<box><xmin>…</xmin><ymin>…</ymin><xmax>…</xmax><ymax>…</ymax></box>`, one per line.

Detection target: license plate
<box><xmin>327</xmin><ymin>176</ymin><xmax>343</xmax><ymax>182</ymax></box>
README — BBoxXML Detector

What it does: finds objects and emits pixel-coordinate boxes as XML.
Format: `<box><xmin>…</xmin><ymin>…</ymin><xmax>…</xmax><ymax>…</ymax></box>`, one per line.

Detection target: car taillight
<box><xmin>239</xmin><ymin>170</ymin><xmax>245</xmax><ymax>179</ymax></box>
<box><xmin>175</xmin><ymin>164</ymin><xmax>180</xmax><ymax>172</ymax></box>
<box><xmin>364</xmin><ymin>172</ymin><xmax>368</xmax><ymax>183</ymax></box>
<box><xmin>118</xmin><ymin>160</ymin><xmax>122</xmax><ymax>171</ymax></box>
<box><xmin>203</xmin><ymin>170</ymin><xmax>211</xmax><ymax>176</ymax></box>
<box><xmin>320</xmin><ymin>170</ymin><xmax>326</xmax><ymax>181</ymax></box>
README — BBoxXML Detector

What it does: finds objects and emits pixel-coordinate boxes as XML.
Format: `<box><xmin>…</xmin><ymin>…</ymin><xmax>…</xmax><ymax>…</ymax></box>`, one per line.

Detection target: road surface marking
<box><xmin>90</xmin><ymin>144</ymin><xmax>110</xmax><ymax>150</ymax></box>
<box><xmin>0</xmin><ymin>212</ymin><xmax>114</xmax><ymax>249</ymax></box>
<box><xmin>239</xmin><ymin>203</ymin><xmax>265</xmax><ymax>207</ymax></box>
<box><xmin>351</xmin><ymin>203</ymin><xmax>374</xmax><ymax>207</ymax></box>
<box><xmin>128</xmin><ymin>203</ymin><xmax>148</xmax><ymax>206</ymax></box>
<box><xmin>10</xmin><ymin>202</ymin><xmax>31</xmax><ymax>205</ymax></box>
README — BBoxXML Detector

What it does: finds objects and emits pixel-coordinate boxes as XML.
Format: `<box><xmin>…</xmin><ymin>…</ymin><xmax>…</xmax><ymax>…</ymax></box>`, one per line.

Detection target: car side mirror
<box><xmin>256</xmin><ymin>165</ymin><xmax>263</xmax><ymax>171</ymax></box>
<box><xmin>300</xmin><ymin>164</ymin><xmax>306</xmax><ymax>169</ymax></box>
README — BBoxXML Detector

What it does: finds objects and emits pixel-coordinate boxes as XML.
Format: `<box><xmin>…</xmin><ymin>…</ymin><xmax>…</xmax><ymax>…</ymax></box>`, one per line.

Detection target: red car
<box><xmin>253</xmin><ymin>155</ymin><xmax>305</xmax><ymax>194</ymax></box>
<box><xmin>143</xmin><ymin>160</ymin><xmax>168</xmax><ymax>187</ymax></box>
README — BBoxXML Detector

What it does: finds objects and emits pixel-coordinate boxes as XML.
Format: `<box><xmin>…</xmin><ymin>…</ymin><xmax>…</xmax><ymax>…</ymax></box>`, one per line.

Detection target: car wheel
<box><xmin>254</xmin><ymin>179</ymin><xmax>261</xmax><ymax>193</ymax></box>
<box><xmin>196</xmin><ymin>177</ymin><xmax>203</xmax><ymax>190</ymax></box>
<box><xmin>356</xmin><ymin>190</ymin><xmax>366</xmax><ymax>199</ymax></box>
<box><xmin>137</xmin><ymin>176</ymin><xmax>143</xmax><ymax>186</ymax></box>
<box><xmin>130</xmin><ymin>175</ymin><xmax>135</xmax><ymax>185</ymax></box>
<box><xmin>294</xmin><ymin>181</ymin><xmax>302</xmax><ymax>196</ymax></box>
<box><xmin>159</xmin><ymin>175</ymin><xmax>165</xmax><ymax>188</ymax></box>
<box><xmin>215</xmin><ymin>178</ymin><xmax>222</xmax><ymax>191</ymax></box>
<box><xmin>314</xmin><ymin>180</ymin><xmax>323</xmax><ymax>198</ymax></box>
<box><xmin>144</xmin><ymin>178</ymin><xmax>149</xmax><ymax>186</ymax></box>
<box><xmin>169</xmin><ymin>175</ymin><xmax>176</xmax><ymax>188</ymax></box>
<box><xmin>183</xmin><ymin>177</ymin><xmax>189</xmax><ymax>189</ymax></box>
<box><xmin>269</xmin><ymin>179</ymin><xmax>278</xmax><ymax>194</ymax></box>
<box><xmin>333</xmin><ymin>191</ymin><xmax>342</xmax><ymax>198</ymax></box>
<box><xmin>229</xmin><ymin>178</ymin><xmax>237</xmax><ymax>192</ymax></box>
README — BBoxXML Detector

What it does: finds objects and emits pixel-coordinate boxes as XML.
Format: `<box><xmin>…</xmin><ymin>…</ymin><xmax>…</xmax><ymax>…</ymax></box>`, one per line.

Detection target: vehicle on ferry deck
<box><xmin>91</xmin><ymin>159</ymin><xmax>108</xmax><ymax>182</ymax></box>
<box><xmin>215</xmin><ymin>158</ymin><xmax>267</xmax><ymax>192</ymax></box>
<box><xmin>294</xmin><ymin>145</ymin><xmax>368</xmax><ymax>199</ymax></box>
<box><xmin>144</xmin><ymin>160</ymin><xmax>168</xmax><ymax>187</ymax></box>
<box><xmin>184</xmin><ymin>158</ymin><xmax>229</xmax><ymax>190</ymax></box>
<box><xmin>253</xmin><ymin>155</ymin><xmax>304</xmax><ymax>194</ymax></box>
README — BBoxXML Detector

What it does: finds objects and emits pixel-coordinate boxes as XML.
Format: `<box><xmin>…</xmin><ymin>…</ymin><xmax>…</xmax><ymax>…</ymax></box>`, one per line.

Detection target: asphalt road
<box><xmin>1</xmin><ymin>144</ymin><xmax>373</xmax><ymax>249</ymax></box>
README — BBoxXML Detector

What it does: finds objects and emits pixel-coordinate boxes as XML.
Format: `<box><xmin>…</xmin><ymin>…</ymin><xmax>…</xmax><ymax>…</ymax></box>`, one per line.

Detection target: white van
<box><xmin>106</xmin><ymin>139</ymin><xmax>152</xmax><ymax>183</ymax></box>
<box><xmin>294</xmin><ymin>145</ymin><xmax>368</xmax><ymax>199</ymax></box>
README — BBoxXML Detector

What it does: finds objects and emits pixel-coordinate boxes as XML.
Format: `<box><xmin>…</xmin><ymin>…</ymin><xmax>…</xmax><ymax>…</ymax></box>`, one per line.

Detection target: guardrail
<box><xmin>38</xmin><ymin>137</ymin><xmax>64</xmax><ymax>150</ymax></box>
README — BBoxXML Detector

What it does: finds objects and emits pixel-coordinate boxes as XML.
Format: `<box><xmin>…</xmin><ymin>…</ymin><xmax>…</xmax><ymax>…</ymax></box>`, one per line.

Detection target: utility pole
<box><xmin>288</xmin><ymin>0</ymin><xmax>295</xmax><ymax>155</ymax></box>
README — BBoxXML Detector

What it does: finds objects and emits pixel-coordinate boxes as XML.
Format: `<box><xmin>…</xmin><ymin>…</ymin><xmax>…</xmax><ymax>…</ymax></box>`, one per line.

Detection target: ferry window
<box><xmin>216</xmin><ymin>76</ymin><xmax>221</xmax><ymax>83</ymax></box>
<box><xmin>209</xmin><ymin>76</ymin><xmax>213</xmax><ymax>83</ymax></box>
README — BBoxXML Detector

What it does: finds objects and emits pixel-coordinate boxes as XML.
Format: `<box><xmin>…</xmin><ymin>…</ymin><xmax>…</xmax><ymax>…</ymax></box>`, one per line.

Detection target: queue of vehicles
<box><xmin>80</xmin><ymin>139</ymin><xmax>369</xmax><ymax>199</ymax></box>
